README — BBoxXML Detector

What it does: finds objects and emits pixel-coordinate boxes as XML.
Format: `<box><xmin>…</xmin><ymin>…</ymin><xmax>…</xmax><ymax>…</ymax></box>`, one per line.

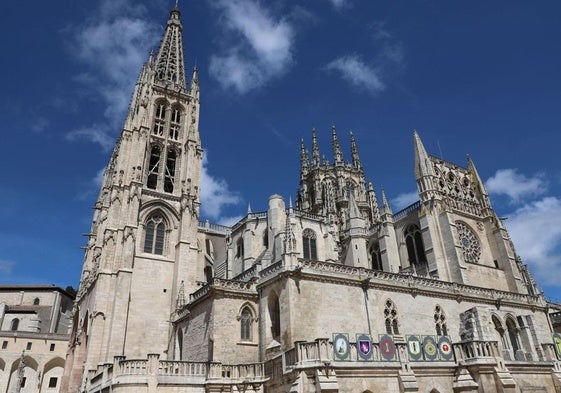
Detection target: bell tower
<box><xmin>61</xmin><ymin>6</ymin><xmax>202</xmax><ymax>392</ymax></box>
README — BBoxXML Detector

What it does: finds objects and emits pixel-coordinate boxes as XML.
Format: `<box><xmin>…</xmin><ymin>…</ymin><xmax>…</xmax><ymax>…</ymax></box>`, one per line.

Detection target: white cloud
<box><xmin>65</xmin><ymin>125</ymin><xmax>115</xmax><ymax>152</ymax></box>
<box><xmin>486</xmin><ymin>169</ymin><xmax>546</xmax><ymax>203</ymax></box>
<box><xmin>391</xmin><ymin>191</ymin><xmax>418</xmax><ymax>211</ymax></box>
<box><xmin>210</xmin><ymin>0</ymin><xmax>294</xmax><ymax>94</ymax></box>
<box><xmin>0</xmin><ymin>259</ymin><xmax>15</xmax><ymax>275</ymax></box>
<box><xmin>328</xmin><ymin>0</ymin><xmax>351</xmax><ymax>10</ymax></box>
<box><xmin>325</xmin><ymin>55</ymin><xmax>385</xmax><ymax>94</ymax></box>
<box><xmin>200</xmin><ymin>154</ymin><xmax>242</xmax><ymax>223</ymax></box>
<box><xmin>505</xmin><ymin>197</ymin><xmax>561</xmax><ymax>287</ymax></box>
<box><xmin>65</xmin><ymin>0</ymin><xmax>161</xmax><ymax>149</ymax></box>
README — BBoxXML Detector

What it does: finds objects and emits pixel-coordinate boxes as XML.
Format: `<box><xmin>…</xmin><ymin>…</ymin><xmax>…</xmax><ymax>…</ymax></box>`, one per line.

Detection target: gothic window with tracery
<box><xmin>506</xmin><ymin>317</ymin><xmax>520</xmax><ymax>353</ymax></box>
<box><xmin>169</xmin><ymin>107</ymin><xmax>181</xmax><ymax>140</ymax></box>
<box><xmin>147</xmin><ymin>145</ymin><xmax>161</xmax><ymax>190</ymax></box>
<box><xmin>144</xmin><ymin>214</ymin><xmax>165</xmax><ymax>255</ymax></box>
<box><xmin>404</xmin><ymin>224</ymin><xmax>426</xmax><ymax>268</ymax></box>
<box><xmin>370</xmin><ymin>242</ymin><xmax>382</xmax><ymax>271</ymax></box>
<box><xmin>455</xmin><ymin>221</ymin><xmax>481</xmax><ymax>263</ymax></box>
<box><xmin>434</xmin><ymin>305</ymin><xmax>448</xmax><ymax>336</ymax></box>
<box><xmin>268</xmin><ymin>292</ymin><xmax>281</xmax><ymax>342</ymax></box>
<box><xmin>240</xmin><ymin>307</ymin><xmax>253</xmax><ymax>341</ymax></box>
<box><xmin>384</xmin><ymin>299</ymin><xmax>399</xmax><ymax>335</ymax></box>
<box><xmin>302</xmin><ymin>229</ymin><xmax>317</xmax><ymax>260</ymax></box>
<box><xmin>164</xmin><ymin>149</ymin><xmax>177</xmax><ymax>193</ymax></box>
<box><xmin>153</xmin><ymin>103</ymin><xmax>167</xmax><ymax>136</ymax></box>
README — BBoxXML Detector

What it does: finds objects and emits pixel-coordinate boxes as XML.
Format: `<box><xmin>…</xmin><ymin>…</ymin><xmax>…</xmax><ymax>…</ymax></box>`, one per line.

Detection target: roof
<box><xmin>0</xmin><ymin>284</ymin><xmax>75</xmax><ymax>299</ymax></box>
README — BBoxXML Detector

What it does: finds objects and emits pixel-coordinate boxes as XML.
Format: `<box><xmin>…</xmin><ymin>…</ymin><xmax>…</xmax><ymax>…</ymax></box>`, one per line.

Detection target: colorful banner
<box><xmin>406</xmin><ymin>335</ymin><xmax>423</xmax><ymax>361</ymax></box>
<box><xmin>438</xmin><ymin>336</ymin><xmax>454</xmax><ymax>361</ymax></box>
<box><xmin>332</xmin><ymin>333</ymin><xmax>350</xmax><ymax>361</ymax></box>
<box><xmin>422</xmin><ymin>335</ymin><xmax>438</xmax><ymax>361</ymax></box>
<box><xmin>356</xmin><ymin>334</ymin><xmax>373</xmax><ymax>361</ymax></box>
<box><xmin>379</xmin><ymin>334</ymin><xmax>398</xmax><ymax>361</ymax></box>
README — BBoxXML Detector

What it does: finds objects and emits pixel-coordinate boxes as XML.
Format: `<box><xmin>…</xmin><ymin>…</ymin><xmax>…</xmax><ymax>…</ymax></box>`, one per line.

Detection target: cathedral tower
<box><xmin>61</xmin><ymin>6</ymin><xmax>201</xmax><ymax>392</ymax></box>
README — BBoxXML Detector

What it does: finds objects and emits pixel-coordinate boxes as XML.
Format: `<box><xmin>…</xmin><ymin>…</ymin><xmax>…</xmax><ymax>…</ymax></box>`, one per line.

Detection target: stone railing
<box><xmin>453</xmin><ymin>340</ymin><xmax>499</xmax><ymax>362</ymax></box>
<box><xmin>231</xmin><ymin>211</ymin><xmax>268</xmax><ymax>232</ymax></box>
<box><xmin>393</xmin><ymin>201</ymin><xmax>421</xmax><ymax>221</ymax></box>
<box><xmin>87</xmin><ymin>354</ymin><xmax>266</xmax><ymax>392</ymax></box>
<box><xmin>198</xmin><ymin>220</ymin><xmax>231</xmax><ymax>233</ymax></box>
<box><xmin>296</xmin><ymin>259</ymin><xmax>546</xmax><ymax>309</ymax></box>
<box><xmin>291</xmin><ymin>209</ymin><xmax>325</xmax><ymax>221</ymax></box>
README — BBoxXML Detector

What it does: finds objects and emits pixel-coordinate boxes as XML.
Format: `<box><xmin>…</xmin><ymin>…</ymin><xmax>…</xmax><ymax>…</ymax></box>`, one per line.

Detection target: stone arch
<box><xmin>8</xmin><ymin>355</ymin><xmax>39</xmax><ymax>393</ymax></box>
<box><xmin>40</xmin><ymin>357</ymin><xmax>65</xmax><ymax>393</ymax></box>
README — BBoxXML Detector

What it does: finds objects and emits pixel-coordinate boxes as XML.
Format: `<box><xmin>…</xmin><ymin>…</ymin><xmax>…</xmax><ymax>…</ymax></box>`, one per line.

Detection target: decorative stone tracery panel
<box><xmin>455</xmin><ymin>221</ymin><xmax>481</xmax><ymax>263</ymax></box>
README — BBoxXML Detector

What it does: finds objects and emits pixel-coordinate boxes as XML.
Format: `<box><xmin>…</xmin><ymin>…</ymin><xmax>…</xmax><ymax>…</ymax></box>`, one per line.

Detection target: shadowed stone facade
<box><xmin>60</xmin><ymin>4</ymin><xmax>561</xmax><ymax>393</ymax></box>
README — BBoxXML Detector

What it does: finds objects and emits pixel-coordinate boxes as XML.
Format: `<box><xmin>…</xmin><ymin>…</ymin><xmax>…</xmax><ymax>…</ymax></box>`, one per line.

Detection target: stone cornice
<box><xmin>264</xmin><ymin>259</ymin><xmax>546</xmax><ymax>311</ymax></box>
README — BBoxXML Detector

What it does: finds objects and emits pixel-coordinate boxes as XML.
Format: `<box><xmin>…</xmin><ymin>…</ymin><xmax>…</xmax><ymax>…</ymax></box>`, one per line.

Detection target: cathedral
<box><xmin>58</xmin><ymin>5</ymin><xmax>561</xmax><ymax>393</ymax></box>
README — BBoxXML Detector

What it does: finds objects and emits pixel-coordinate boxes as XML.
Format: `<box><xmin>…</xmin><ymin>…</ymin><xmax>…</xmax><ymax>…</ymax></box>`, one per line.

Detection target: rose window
<box><xmin>456</xmin><ymin>221</ymin><xmax>481</xmax><ymax>263</ymax></box>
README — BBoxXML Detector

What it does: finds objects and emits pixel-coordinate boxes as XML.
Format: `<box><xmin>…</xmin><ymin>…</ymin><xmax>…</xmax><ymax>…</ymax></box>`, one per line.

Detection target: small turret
<box><xmin>311</xmin><ymin>128</ymin><xmax>320</xmax><ymax>167</ymax></box>
<box><xmin>190</xmin><ymin>66</ymin><xmax>200</xmax><ymax>99</ymax></box>
<box><xmin>350</xmin><ymin>132</ymin><xmax>363</xmax><ymax>170</ymax></box>
<box><xmin>331</xmin><ymin>125</ymin><xmax>344</xmax><ymax>166</ymax></box>
<box><xmin>367</xmin><ymin>181</ymin><xmax>381</xmax><ymax>223</ymax></box>
<box><xmin>381</xmin><ymin>190</ymin><xmax>393</xmax><ymax>223</ymax></box>
<box><xmin>300</xmin><ymin>139</ymin><xmax>310</xmax><ymax>179</ymax></box>
<box><xmin>413</xmin><ymin>130</ymin><xmax>435</xmax><ymax>179</ymax></box>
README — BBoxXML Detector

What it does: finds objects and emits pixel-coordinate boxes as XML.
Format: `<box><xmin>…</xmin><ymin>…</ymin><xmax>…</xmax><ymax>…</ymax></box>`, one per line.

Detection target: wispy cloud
<box><xmin>209</xmin><ymin>0</ymin><xmax>294</xmax><ymax>94</ymax></box>
<box><xmin>505</xmin><ymin>197</ymin><xmax>561</xmax><ymax>287</ymax></box>
<box><xmin>64</xmin><ymin>0</ymin><xmax>161</xmax><ymax>150</ymax></box>
<box><xmin>200</xmin><ymin>154</ymin><xmax>242</xmax><ymax>223</ymax></box>
<box><xmin>391</xmin><ymin>191</ymin><xmax>418</xmax><ymax>211</ymax></box>
<box><xmin>486</xmin><ymin>169</ymin><xmax>546</xmax><ymax>203</ymax></box>
<box><xmin>0</xmin><ymin>259</ymin><xmax>15</xmax><ymax>275</ymax></box>
<box><xmin>328</xmin><ymin>0</ymin><xmax>352</xmax><ymax>10</ymax></box>
<box><xmin>31</xmin><ymin>117</ymin><xmax>50</xmax><ymax>133</ymax></box>
<box><xmin>325</xmin><ymin>55</ymin><xmax>385</xmax><ymax>94</ymax></box>
<box><xmin>65</xmin><ymin>125</ymin><xmax>115</xmax><ymax>152</ymax></box>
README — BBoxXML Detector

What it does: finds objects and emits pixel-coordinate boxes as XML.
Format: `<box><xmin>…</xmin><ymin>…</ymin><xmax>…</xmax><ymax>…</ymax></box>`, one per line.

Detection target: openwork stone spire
<box><xmin>350</xmin><ymin>131</ymin><xmax>362</xmax><ymax>170</ymax></box>
<box><xmin>311</xmin><ymin>128</ymin><xmax>320</xmax><ymax>167</ymax></box>
<box><xmin>300</xmin><ymin>139</ymin><xmax>310</xmax><ymax>178</ymax></box>
<box><xmin>331</xmin><ymin>125</ymin><xmax>344</xmax><ymax>165</ymax></box>
<box><xmin>155</xmin><ymin>6</ymin><xmax>186</xmax><ymax>87</ymax></box>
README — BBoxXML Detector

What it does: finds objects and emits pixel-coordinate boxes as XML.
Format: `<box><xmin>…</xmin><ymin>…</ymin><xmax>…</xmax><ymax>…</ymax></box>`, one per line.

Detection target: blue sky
<box><xmin>1</xmin><ymin>0</ymin><xmax>561</xmax><ymax>300</ymax></box>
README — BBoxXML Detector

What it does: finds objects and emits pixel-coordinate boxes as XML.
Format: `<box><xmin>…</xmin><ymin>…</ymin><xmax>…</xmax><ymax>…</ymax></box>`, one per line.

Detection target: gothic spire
<box><xmin>367</xmin><ymin>181</ymin><xmax>381</xmax><ymax>222</ymax></box>
<box><xmin>381</xmin><ymin>189</ymin><xmax>393</xmax><ymax>221</ymax></box>
<box><xmin>467</xmin><ymin>155</ymin><xmax>491</xmax><ymax>209</ymax></box>
<box><xmin>155</xmin><ymin>6</ymin><xmax>186</xmax><ymax>88</ymax></box>
<box><xmin>350</xmin><ymin>132</ymin><xmax>363</xmax><ymax>170</ymax></box>
<box><xmin>331</xmin><ymin>125</ymin><xmax>344</xmax><ymax>165</ymax></box>
<box><xmin>311</xmin><ymin>128</ymin><xmax>320</xmax><ymax>167</ymax></box>
<box><xmin>190</xmin><ymin>66</ymin><xmax>199</xmax><ymax>99</ymax></box>
<box><xmin>300</xmin><ymin>139</ymin><xmax>310</xmax><ymax>178</ymax></box>
<box><xmin>413</xmin><ymin>130</ymin><xmax>435</xmax><ymax>179</ymax></box>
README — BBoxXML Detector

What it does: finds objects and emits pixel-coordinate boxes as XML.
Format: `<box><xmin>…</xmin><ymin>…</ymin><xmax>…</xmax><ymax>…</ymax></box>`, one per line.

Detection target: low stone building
<box><xmin>61</xmin><ymin>4</ymin><xmax>561</xmax><ymax>393</ymax></box>
<box><xmin>0</xmin><ymin>285</ymin><xmax>74</xmax><ymax>393</ymax></box>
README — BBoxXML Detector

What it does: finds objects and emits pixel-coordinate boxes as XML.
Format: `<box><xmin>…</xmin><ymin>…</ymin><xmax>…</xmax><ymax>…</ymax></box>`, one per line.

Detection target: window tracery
<box><xmin>455</xmin><ymin>221</ymin><xmax>481</xmax><ymax>263</ymax></box>
<box><xmin>434</xmin><ymin>305</ymin><xmax>448</xmax><ymax>336</ymax></box>
<box><xmin>240</xmin><ymin>307</ymin><xmax>253</xmax><ymax>341</ymax></box>
<box><xmin>302</xmin><ymin>229</ymin><xmax>317</xmax><ymax>260</ymax></box>
<box><xmin>144</xmin><ymin>214</ymin><xmax>166</xmax><ymax>255</ymax></box>
<box><xmin>384</xmin><ymin>299</ymin><xmax>399</xmax><ymax>335</ymax></box>
<box><xmin>369</xmin><ymin>242</ymin><xmax>382</xmax><ymax>271</ymax></box>
<box><xmin>404</xmin><ymin>224</ymin><xmax>426</xmax><ymax>268</ymax></box>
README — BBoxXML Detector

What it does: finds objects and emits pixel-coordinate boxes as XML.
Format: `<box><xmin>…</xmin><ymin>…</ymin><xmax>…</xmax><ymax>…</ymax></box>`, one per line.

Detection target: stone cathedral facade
<box><xmin>61</xmin><ymin>5</ymin><xmax>561</xmax><ymax>393</ymax></box>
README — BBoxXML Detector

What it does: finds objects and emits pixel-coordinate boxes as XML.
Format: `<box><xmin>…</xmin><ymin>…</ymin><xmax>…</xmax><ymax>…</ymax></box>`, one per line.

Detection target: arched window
<box><xmin>169</xmin><ymin>107</ymin><xmax>181</xmax><ymax>140</ymax></box>
<box><xmin>370</xmin><ymin>242</ymin><xmax>382</xmax><ymax>271</ymax></box>
<box><xmin>236</xmin><ymin>239</ymin><xmax>244</xmax><ymax>259</ymax></box>
<box><xmin>147</xmin><ymin>145</ymin><xmax>161</xmax><ymax>190</ymax></box>
<box><xmin>268</xmin><ymin>292</ymin><xmax>281</xmax><ymax>342</ymax></box>
<box><xmin>204</xmin><ymin>266</ymin><xmax>213</xmax><ymax>283</ymax></box>
<box><xmin>434</xmin><ymin>305</ymin><xmax>448</xmax><ymax>336</ymax></box>
<box><xmin>240</xmin><ymin>307</ymin><xmax>253</xmax><ymax>341</ymax></box>
<box><xmin>33</xmin><ymin>297</ymin><xmax>40</xmax><ymax>305</ymax></box>
<box><xmin>405</xmin><ymin>224</ymin><xmax>426</xmax><ymax>268</ymax></box>
<box><xmin>384</xmin><ymin>299</ymin><xmax>399</xmax><ymax>335</ymax></box>
<box><xmin>506</xmin><ymin>318</ymin><xmax>520</xmax><ymax>354</ymax></box>
<box><xmin>153</xmin><ymin>103</ymin><xmax>167</xmax><ymax>136</ymax></box>
<box><xmin>144</xmin><ymin>214</ymin><xmax>165</xmax><ymax>255</ymax></box>
<box><xmin>177</xmin><ymin>329</ymin><xmax>184</xmax><ymax>360</ymax></box>
<box><xmin>11</xmin><ymin>318</ymin><xmax>19</xmax><ymax>331</ymax></box>
<box><xmin>302</xmin><ymin>229</ymin><xmax>317</xmax><ymax>260</ymax></box>
<box><xmin>164</xmin><ymin>149</ymin><xmax>176</xmax><ymax>193</ymax></box>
